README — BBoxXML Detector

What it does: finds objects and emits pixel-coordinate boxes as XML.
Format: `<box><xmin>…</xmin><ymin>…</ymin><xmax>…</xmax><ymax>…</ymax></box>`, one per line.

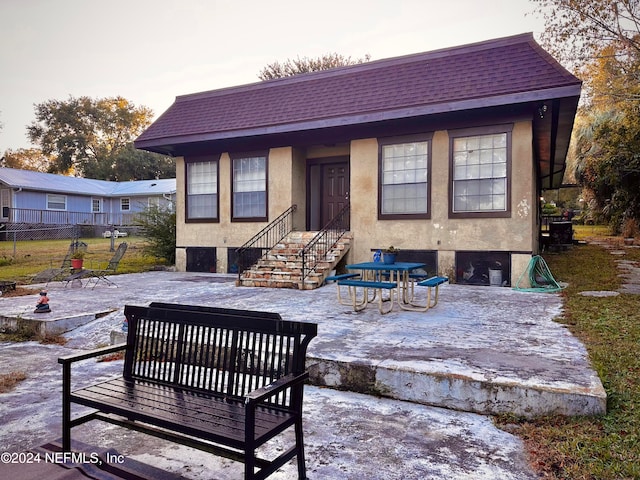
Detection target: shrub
<box><xmin>542</xmin><ymin>203</ymin><xmax>561</xmax><ymax>215</ymax></box>
<box><xmin>135</xmin><ymin>205</ymin><xmax>176</xmax><ymax>264</ymax></box>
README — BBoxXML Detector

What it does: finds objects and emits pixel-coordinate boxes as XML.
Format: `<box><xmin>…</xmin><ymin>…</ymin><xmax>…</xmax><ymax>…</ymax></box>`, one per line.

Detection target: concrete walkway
<box><xmin>585</xmin><ymin>240</ymin><xmax>640</xmax><ymax>295</ymax></box>
<box><xmin>0</xmin><ymin>271</ymin><xmax>606</xmax><ymax>479</ymax></box>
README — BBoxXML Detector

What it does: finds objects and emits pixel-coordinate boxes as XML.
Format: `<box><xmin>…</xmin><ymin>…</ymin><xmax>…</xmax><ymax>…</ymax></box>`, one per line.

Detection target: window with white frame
<box><xmin>451</xmin><ymin>128</ymin><xmax>511</xmax><ymax>216</ymax></box>
<box><xmin>120</xmin><ymin>198</ymin><xmax>130</xmax><ymax>211</ymax></box>
<box><xmin>232</xmin><ymin>155</ymin><xmax>267</xmax><ymax>220</ymax></box>
<box><xmin>379</xmin><ymin>136</ymin><xmax>431</xmax><ymax>218</ymax></box>
<box><xmin>92</xmin><ymin>198</ymin><xmax>102</xmax><ymax>213</ymax></box>
<box><xmin>186</xmin><ymin>160</ymin><xmax>218</xmax><ymax>220</ymax></box>
<box><xmin>47</xmin><ymin>194</ymin><xmax>66</xmax><ymax>210</ymax></box>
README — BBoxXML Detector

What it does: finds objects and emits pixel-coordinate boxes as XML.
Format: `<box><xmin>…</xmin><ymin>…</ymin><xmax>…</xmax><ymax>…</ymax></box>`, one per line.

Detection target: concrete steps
<box><xmin>239</xmin><ymin>231</ymin><xmax>353</xmax><ymax>289</ymax></box>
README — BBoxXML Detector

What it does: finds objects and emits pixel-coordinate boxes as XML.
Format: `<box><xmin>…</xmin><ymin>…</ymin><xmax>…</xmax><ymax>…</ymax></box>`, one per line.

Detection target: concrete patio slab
<box><xmin>0</xmin><ymin>271</ymin><xmax>606</xmax><ymax>478</ymax></box>
<box><xmin>0</xmin><ymin>338</ymin><xmax>536</xmax><ymax>480</ymax></box>
<box><xmin>0</xmin><ymin>271</ymin><xmax>605</xmax><ymax>417</ymax></box>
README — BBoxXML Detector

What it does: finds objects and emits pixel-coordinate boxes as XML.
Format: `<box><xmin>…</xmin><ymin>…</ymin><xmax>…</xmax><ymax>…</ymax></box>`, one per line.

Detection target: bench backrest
<box><xmin>123</xmin><ymin>303</ymin><xmax>317</xmax><ymax>408</ymax></box>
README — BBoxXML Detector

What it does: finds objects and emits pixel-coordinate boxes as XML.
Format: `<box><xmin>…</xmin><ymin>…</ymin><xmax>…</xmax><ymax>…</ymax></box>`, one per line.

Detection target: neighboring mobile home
<box><xmin>0</xmin><ymin>167</ymin><xmax>176</xmax><ymax>228</ymax></box>
<box><xmin>134</xmin><ymin>33</ymin><xmax>581</xmax><ymax>286</ymax></box>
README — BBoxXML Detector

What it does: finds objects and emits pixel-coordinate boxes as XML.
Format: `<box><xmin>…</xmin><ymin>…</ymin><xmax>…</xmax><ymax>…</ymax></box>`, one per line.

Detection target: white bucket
<box><xmin>489</xmin><ymin>269</ymin><xmax>503</xmax><ymax>287</ymax></box>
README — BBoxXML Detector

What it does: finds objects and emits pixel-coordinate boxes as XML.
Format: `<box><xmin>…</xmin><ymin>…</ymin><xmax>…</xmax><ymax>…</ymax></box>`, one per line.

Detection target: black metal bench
<box><xmin>59</xmin><ymin>302</ymin><xmax>318</xmax><ymax>480</ymax></box>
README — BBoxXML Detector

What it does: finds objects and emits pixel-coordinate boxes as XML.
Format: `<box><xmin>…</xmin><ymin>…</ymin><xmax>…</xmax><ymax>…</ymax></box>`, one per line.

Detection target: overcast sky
<box><xmin>0</xmin><ymin>0</ymin><xmax>545</xmax><ymax>153</ymax></box>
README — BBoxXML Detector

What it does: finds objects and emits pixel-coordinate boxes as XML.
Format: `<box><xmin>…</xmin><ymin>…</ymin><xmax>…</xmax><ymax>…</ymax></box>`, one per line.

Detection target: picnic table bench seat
<box><xmin>417</xmin><ymin>276</ymin><xmax>449</xmax><ymax>288</ymax></box>
<box><xmin>325</xmin><ymin>273</ymin><xmax>360</xmax><ymax>282</ymax></box>
<box><xmin>59</xmin><ymin>303</ymin><xmax>318</xmax><ymax>480</ymax></box>
<box><xmin>337</xmin><ymin>279</ymin><xmax>398</xmax><ymax>314</ymax></box>
<box><xmin>324</xmin><ymin>273</ymin><xmax>360</xmax><ymax>305</ymax></box>
<box><xmin>403</xmin><ymin>276</ymin><xmax>449</xmax><ymax>312</ymax></box>
<box><xmin>337</xmin><ymin>279</ymin><xmax>398</xmax><ymax>289</ymax></box>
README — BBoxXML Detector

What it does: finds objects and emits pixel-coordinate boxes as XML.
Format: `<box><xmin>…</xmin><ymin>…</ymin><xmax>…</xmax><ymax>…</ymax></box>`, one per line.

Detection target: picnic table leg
<box><xmin>377</xmin><ymin>286</ymin><xmax>395</xmax><ymax>314</ymax></box>
<box><xmin>399</xmin><ymin>273</ymin><xmax>429</xmax><ymax>312</ymax></box>
<box><xmin>336</xmin><ymin>283</ymin><xmax>350</xmax><ymax>305</ymax></box>
<box><xmin>392</xmin><ymin>271</ymin><xmax>412</xmax><ymax>308</ymax></box>
<box><xmin>337</xmin><ymin>281</ymin><xmax>362</xmax><ymax>306</ymax></box>
<box><xmin>428</xmin><ymin>283</ymin><xmax>442</xmax><ymax>308</ymax></box>
<box><xmin>363</xmin><ymin>270</ymin><xmax>379</xmax><ymax>302</ymax></box>
<box><xmin>406</xmin><ymin>272</ymin><xmax>417</xmax><ymax>303</ymax></box>
<box><xmin>401</xmin><ymin>279</ymin><xmax>446</xmax><ymax>311</ymax></box>
<box><xmin>399</xmin><ymin>294</ymin><xmax>431</xmax><ymax>311</ymax></box>
<box><xmin>349</xmin><ymin>285</ymin><xmax>369</xmax><ymax>311</ymax></box>
<box><xmin>403</xmin><ymin>272</ymin><xmax>417</xmax><ymax>304</ymax></box>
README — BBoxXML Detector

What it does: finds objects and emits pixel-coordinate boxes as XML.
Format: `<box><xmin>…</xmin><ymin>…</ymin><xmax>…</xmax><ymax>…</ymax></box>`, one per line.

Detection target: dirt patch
<box><xmin>0</xmin><ymin>371</ymin><xmax>27</xmax><ymax>393</ymax></box>
<box><xmin>0</xmin><ymin>286</ymin><xmax>40</xmax><ymax>297</ymax></box>
<box><xmin>97</xmin><ymin>351</ymin><xmax>125</xmax><ymax>362</ymax></box>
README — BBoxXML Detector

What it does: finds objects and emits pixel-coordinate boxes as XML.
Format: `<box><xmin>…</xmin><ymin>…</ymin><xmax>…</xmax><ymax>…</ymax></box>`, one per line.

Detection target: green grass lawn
<box><xmin>0</xmin><ymin>236</ymin><xmax>168</xmax><ymax>284</ymax></box>
<box><xmin>500</xmin><ymin>233</ymin><xmax>640</xmax><ymax>479</ymax></box>
<box><xmin>572</xmin><ymin>223</ymin><xmax>614</xmax><ymax>241</ymax></box>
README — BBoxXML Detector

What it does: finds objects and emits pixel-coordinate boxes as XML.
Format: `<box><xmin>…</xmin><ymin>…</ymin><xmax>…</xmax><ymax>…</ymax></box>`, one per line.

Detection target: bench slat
<box><xmin>71</xmin><ymin>378</ymin><xmax>295</xmax><ymax>447</ymax></box>
<box><xmin>417</xmin><ymin>276</ymin><xmax>448</xmax><ymax>287</ymax></box>
<box><xmin>325</xmin><ymin>273</ymin><xmax>360</xmax><ymax>282</ymax></box>
<box><xmin>338</xmin><ymin>279</ymin><xmax>397</xmax><ymax>289</ymax></box>
<box><xmin>126</xmin><ymin>315</ymin><xmax>299</xmax><ymax>403</ymax></box>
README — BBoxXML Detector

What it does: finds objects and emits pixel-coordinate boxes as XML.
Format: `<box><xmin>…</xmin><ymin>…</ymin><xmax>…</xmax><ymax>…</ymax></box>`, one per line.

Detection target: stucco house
<box><xmin>134</xmin><ymin>33</ymin><xmax>581</xmax><ymax>287</ymax></box>
<box><xmin>0</xmin><ymin>167</ymin><xmax>176</xmax><ymax>232</ymax></box>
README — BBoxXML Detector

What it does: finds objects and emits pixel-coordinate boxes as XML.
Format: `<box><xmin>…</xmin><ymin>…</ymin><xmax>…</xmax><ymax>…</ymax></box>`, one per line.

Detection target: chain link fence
<box><xmin>0</xmin><ymin>225</ymin><xmax>80</xmax><ymax>259</ymax></box>
<box><xmin>0</xmin><ymin>223</ymin><xmax>141</xmax><ymax>259</ymax></box>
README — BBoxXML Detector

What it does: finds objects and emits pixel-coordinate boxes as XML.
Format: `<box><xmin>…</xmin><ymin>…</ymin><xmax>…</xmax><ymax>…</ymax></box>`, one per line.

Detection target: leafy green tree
<box><xmin>135</xmin><ymin>204</ymin><xmax>176</xmax><ymax>264</ymax></box>
<box><xmin>27</xmin><ymin>95</ymin><xmax>171</xmax><ymax>180</ymax></box>
<box><xmin>532</xmin><ymin>0</ymin><xmax>640</xmax><ymax>229</ymax></box>
<box><xmin>90</xmin><ymin>144</ymin><xmax>175</xmax><ymax>181</ymax></box>
<box><xmin>0</xmin><ymin>148</ymin><xmax>53</xmax><ymax>172</ymax></box>
<box><xmin>258</xmin><ymin>53</ymin><xmax>371</xmax><ymax>80</ymax></box>
<box><xmin>574</xmin><ymin>107</ymin><xmax>640</xmax><ymax>229</ymax></box>
<box><xmin>570</xmin><ymin>42</ymin><xmax>640</xmax><ymax>228</ymax></box>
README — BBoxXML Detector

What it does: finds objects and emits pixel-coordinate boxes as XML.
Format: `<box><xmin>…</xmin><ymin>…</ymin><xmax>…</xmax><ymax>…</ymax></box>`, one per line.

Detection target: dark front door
<box><xmin>321</xmin><ymin>162</ymin><xmax>350</xmax><ymax>228</ymax></box>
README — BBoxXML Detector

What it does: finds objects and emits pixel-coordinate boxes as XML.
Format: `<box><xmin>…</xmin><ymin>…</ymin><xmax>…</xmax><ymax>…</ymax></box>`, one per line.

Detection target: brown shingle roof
<box><xmin>135</xmin><ymin>32</ymin><xmax>581</xmax><ymax>151</ymax></box>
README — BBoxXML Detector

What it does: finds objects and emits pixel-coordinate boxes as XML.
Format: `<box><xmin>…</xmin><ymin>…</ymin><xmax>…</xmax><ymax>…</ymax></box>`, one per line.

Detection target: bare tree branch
<box><xmin>258</xmin><ymin>53</ymin><xmax>371</xmax><ymax>80</ymax></box>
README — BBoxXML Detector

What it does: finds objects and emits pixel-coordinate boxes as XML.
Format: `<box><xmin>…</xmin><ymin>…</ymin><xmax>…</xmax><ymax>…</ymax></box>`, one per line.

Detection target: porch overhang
<box><xmin>532</xmin><ymin>94</ymin><xmax>581</xmax><ymax>190</ymax></box>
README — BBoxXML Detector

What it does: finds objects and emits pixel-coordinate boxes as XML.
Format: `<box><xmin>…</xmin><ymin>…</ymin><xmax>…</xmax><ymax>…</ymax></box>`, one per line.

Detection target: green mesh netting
<box><xmin>513</xmin><ymin>255</ymin><xmax>565</xmax><ymax>293</ymax></box>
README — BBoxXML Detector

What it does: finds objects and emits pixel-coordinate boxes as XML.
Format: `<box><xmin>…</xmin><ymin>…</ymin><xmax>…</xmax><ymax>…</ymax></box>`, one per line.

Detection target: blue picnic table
<box><xmin>343</xmin><ymin>261</ymin><xmax>426</xmax><ymax>312</ymax></box>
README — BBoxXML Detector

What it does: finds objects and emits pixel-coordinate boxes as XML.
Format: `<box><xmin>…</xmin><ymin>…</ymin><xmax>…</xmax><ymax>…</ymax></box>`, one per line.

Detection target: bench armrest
<box><xmin>245</xmin><ymin>372</ymin><xmax>309</xmax><ymax>406</ymax></box>
<box><xmin>58</xmin><ymin>343</ymin><xmax>127</xmax><ymax>365</ymax></box>
<box><xmin>59</xmin><ymin>342</ymin><xmax>127</xmax><ymax>452</ymax></box>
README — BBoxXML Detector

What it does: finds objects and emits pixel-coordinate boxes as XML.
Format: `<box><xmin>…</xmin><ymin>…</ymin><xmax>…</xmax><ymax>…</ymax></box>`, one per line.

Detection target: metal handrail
<box><xmin>300</xmin><ymin>204</ymin><xmax>350</xmax><ymax>282</ymax></box>
<box><xmin>235</xmin><ymin>205</ymin><xmax>297</xmax><ymax>279</ymax></box>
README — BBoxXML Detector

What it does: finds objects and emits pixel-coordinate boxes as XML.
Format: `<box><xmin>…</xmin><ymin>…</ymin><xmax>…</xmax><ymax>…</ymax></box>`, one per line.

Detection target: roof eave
<box><xmin>135</xmin><ymin>84</ymin><xmax>582</xmax><ymax>153</ymax></box>
<box><xmin>538</xmin><ymin>95</ymin><xmax>581</xmax><ymax>190</ymax></box>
